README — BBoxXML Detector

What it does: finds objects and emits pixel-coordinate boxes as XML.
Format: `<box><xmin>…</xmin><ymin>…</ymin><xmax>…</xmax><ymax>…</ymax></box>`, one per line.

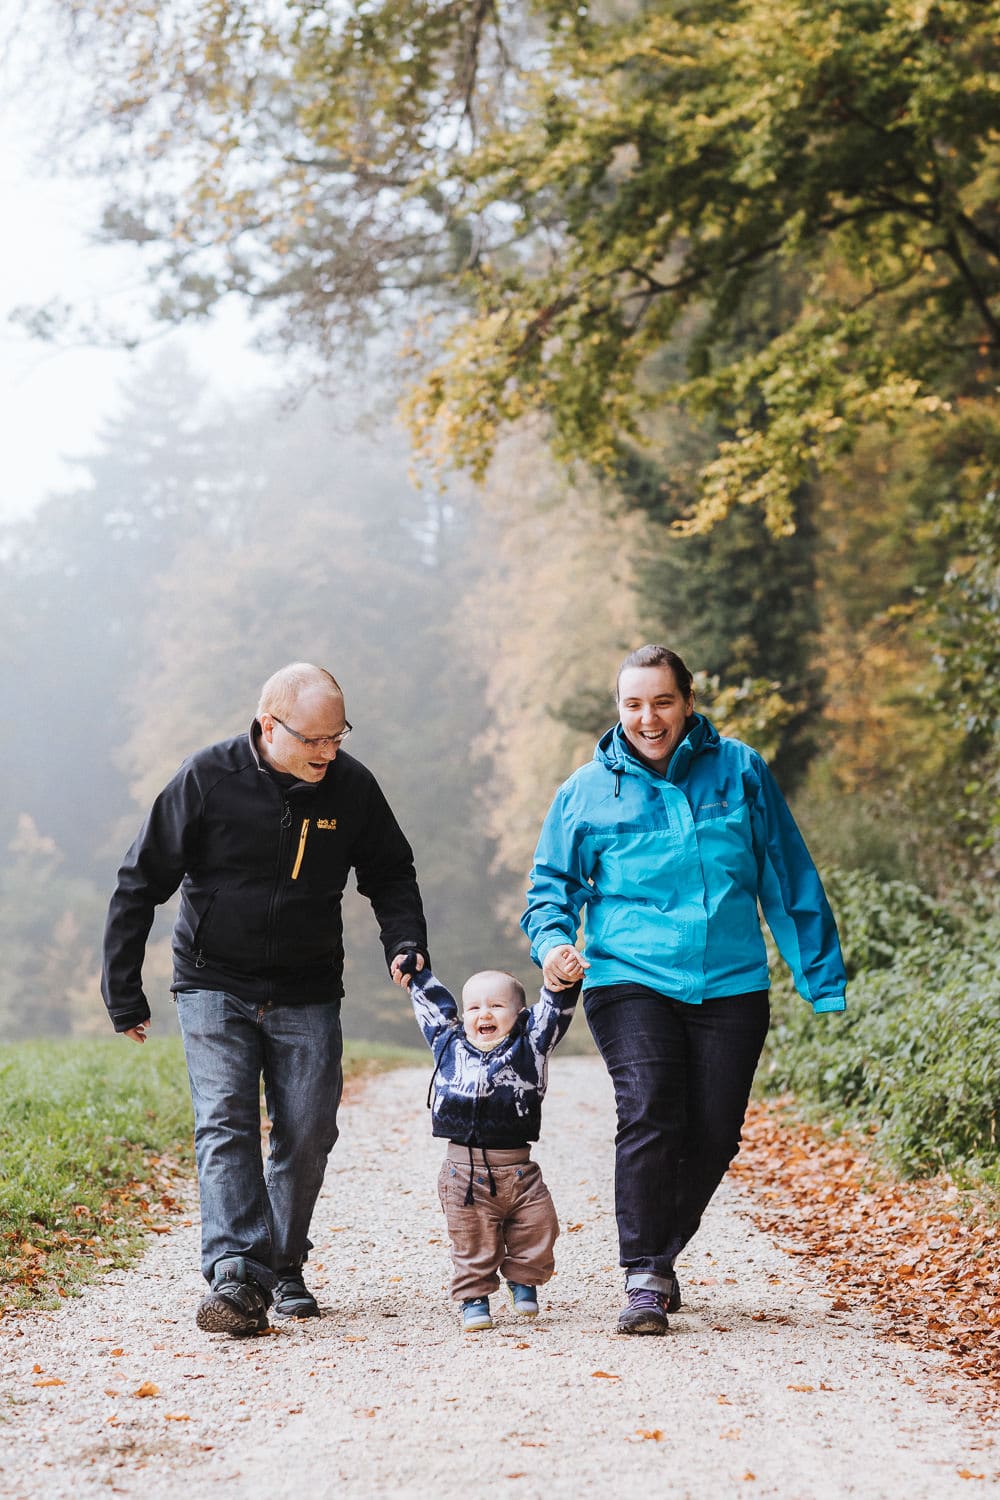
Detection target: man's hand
<box><xmin>542</xmin><ymin>945</ymin><xmax>590</xmax><ymax>991</ymax></box>
<box><xmin>124</xmin><ymin>1023</ymin><xmax>150</xmax><ymax>1044</ymax></box>
<box><xmin>390</xmin><ymin>951</ymin><xmax>425</xmax><ymax>989</ymax></box>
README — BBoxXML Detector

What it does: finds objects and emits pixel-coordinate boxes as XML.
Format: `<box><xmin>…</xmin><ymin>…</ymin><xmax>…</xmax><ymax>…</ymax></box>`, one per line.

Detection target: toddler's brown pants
<box><xmin>438</xmin><ymin>1143</ymin><xmax>559</xmax><ymax>1301</ymax></box>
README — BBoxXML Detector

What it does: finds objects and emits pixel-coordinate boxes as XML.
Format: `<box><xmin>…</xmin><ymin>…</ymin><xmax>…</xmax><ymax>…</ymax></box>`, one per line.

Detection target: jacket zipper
<box><xmin>194</xmin><ymin>889</ymin><xmax>219</xmax><ymax>969</ymax></box>
<box><xmin>264</xmin><ymin>799</ymin><xmax>294</xmax><ymax>973</ymax></box>
<box><xmin>291</xmin><ymin>817</ymin><xmax>310</xmax><ymax>880</ymax></box>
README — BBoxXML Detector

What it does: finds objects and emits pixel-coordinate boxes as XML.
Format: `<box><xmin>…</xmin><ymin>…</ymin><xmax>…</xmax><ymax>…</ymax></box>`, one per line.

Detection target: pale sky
<box><xmin>0</xmin><ymin>74</ymin><xmax>276</xmax><ymax>524</ymax></box>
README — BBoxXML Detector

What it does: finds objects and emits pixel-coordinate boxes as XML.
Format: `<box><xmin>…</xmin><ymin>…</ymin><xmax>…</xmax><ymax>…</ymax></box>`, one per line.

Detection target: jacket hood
<box><xmin>595</xmin><ymin>713</ymin><xmax>719</xmax><ymax>785</ymax></box>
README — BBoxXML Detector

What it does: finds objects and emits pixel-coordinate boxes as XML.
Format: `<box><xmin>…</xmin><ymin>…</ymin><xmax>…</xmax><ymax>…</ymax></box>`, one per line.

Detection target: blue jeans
<box><xmin>585</xmin><ymin>984</ymin><xmax>769</xmax><ymax>1291</ymax></box>
<box><xmin>175</xmin><ymin>989</ymin><xmax>343</xmax><ymax>1289</ymax></box>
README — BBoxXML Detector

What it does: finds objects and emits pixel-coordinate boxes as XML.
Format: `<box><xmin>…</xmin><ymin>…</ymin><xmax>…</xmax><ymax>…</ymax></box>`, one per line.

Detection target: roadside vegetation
<box><xmin>765</xmin><ymin>869</ymin><xmax>1000</xmax><ymax>1194</ymax></box>
<box><xmin>0</xmin><ymin>1036</ymin><xmax>423</xmax><ymax>1310</ymax></box>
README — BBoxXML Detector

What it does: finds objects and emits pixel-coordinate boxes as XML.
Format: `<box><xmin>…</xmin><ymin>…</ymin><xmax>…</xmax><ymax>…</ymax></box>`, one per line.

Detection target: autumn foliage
<box><xmin>734</xmin><ymin>1098</ymin><xmax>1000</xmax><ymax>1398</ymax></box>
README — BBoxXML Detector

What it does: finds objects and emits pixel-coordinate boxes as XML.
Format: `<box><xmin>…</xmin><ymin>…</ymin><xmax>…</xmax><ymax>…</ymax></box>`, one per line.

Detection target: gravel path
<box><xmin>2</xmin><ymin>1058</ymin><xmax>997</xmax><ymax>1499</ymax></box>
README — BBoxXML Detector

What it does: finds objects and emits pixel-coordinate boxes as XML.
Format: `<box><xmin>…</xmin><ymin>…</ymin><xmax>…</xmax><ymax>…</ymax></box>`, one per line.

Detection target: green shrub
<box><xmin>765</xmin><ymin>868</ymin><xmax>1000</xmax><ymax>1184</ymax></box>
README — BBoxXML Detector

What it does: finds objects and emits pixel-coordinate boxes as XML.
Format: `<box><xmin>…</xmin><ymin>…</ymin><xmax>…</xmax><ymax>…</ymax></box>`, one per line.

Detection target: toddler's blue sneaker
<box><xmin>461</xmin><ymin>1296</ymin><xmax>493</xmax><ymax>1332</ymax></box>
<box><xmin>506</xmin><ymin>1281</ymin><xmax>539</xmax><ymax>1318</ymax></box>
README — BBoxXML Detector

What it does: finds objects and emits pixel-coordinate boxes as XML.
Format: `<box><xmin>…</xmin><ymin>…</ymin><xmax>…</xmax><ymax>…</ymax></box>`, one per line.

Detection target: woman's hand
<box><xmin>542</xmin><ymin>945</ymin><xmax>590</xmax><ymax>990</ymax></box>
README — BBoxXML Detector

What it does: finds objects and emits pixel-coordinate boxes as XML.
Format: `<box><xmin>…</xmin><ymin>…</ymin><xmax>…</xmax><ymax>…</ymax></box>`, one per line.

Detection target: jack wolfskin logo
<box><xmin>317</xmin><ymin>818</ymin><xmax>338</xmax><ymax>830</ymax></box>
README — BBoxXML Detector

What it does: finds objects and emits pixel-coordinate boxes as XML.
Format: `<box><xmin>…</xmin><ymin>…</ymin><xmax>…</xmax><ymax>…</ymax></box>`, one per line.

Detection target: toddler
<box><xmin>400</xmin><ymin>958</ymin><xmax>578</xmax><ymax>1332</ymax></box>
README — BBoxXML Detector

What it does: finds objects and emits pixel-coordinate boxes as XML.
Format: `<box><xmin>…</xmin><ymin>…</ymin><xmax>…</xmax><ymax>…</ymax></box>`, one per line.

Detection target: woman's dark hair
<box><xmin>616</xmin><ymin>644</ymin><xmax>694</xmax><ymax>701</ymax></box>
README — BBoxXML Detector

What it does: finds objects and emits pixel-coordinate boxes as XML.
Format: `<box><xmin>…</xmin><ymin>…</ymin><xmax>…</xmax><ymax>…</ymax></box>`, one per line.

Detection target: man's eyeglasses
<box><xmin>271</xmin><ymin>716</ymin><xmax>352</xmax><ymax>750</ymax></box>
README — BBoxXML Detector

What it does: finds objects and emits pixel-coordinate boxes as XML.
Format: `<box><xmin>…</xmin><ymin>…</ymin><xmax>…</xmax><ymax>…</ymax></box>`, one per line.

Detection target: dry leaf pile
<box><xmin>732</xmin><ymin>1097</ymin><xmax>1000</xmax><ymax>1395</ymax></box>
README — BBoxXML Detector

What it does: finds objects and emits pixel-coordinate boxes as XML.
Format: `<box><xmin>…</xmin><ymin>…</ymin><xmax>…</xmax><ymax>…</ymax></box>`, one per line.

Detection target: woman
<box><xmin>521</xmin><ymin>644</ymin><xmax>846</xmax><ymax>1335</ymax></box>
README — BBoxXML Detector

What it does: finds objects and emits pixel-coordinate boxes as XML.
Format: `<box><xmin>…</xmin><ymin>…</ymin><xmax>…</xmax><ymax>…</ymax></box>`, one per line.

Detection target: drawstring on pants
<box><xmin>463</xmin><ymin>1144</ymin><xmax>497</xmax><ymax>1206</ymax></box>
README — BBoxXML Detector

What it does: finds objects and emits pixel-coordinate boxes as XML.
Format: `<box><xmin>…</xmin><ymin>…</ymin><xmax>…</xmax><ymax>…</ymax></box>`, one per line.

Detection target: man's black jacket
<box><xmin>101</xmin><ymin>727</ymin><xmax>428</xmax><ymax>1032</ymax></box>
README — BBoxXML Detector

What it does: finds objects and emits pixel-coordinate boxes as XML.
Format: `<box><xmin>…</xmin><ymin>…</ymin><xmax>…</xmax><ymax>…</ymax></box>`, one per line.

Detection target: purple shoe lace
<box><xmin>626</xmin><ymin>1286</ymin><xmax>668</xmax><ymax>1315</ymax></box>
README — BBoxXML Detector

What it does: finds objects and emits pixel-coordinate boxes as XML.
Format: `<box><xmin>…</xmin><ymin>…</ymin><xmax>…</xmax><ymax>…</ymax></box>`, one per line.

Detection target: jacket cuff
<box><xmin>812</xmin><ymin>994</ymin><xmax>846</xmax><ymax>1014</ymax></box>
<box><xmin>112</xmin><ymin>1005</ymin><xmax>151</xmax><ymax>1033</ymax></box>
<box><xmin>534</xmin><ymin>934</ymin><xmax>568</xmax><ymax>965</ymax></box>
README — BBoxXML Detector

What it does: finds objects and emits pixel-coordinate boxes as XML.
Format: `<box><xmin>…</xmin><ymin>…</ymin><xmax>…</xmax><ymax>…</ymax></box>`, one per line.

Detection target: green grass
<box><xmin>0</xmin><ymin>1034</ymin><xmax>424</xmax><ymax>1310</ymax></box>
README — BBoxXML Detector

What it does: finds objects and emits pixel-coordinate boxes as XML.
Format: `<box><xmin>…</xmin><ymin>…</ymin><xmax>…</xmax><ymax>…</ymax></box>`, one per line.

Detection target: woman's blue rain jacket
<box><xmin>521</xmin><ymin>715</ymin><xmax>846</xmax><ymax>1012</ymax></box>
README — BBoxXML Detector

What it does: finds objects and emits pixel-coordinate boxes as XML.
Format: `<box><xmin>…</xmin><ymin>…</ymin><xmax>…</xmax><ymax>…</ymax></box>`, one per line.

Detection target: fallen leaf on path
<box><xmin>732</xmin><ymin>1097</ymin><xmax>1000</xmax><ymax>1400</ymax></box>
<box><xmin>342</xmin><ymin>1336</ymin><xmax>367</xmax><ymax>1343</ymax></box>
<box><xmin>164</xmin><ymin>1413</ymin><xmax>190</xmax><ymax>1422</ymax></box>
<box><xmin>133</xmin><ymin>1382</ymin><xmax>160</xmax><ymax>1398</ymax></box>
<box><xmin>567</xmin><ymin>1224</ymin><xmax>583</xmax><ymax>1232</ymax></box>
<box><xmin>591</xmin><ymin>1371</ymin><xmax>620</xmax><ymax>1380</ymax></box>
<box><xmin>110</xmin><ymin>1349</ymin><xmax>124</xmax><ymax>1357</ymax></box>
<box><xmin>32</xmin><ymin>1378</ymin><xmax>64</xmax><ymax>1388</ymax></box>
<box><xmin>635</xmin><ymin>1429</ymin><xmax>663</xmax><ymax>1441</ymax></box>
<box><xmin>958</xmin><ymin>1472</ymin><xmax>985</xmax><ymax>1480</ymax></box>
<box><xmin>787</xmin><ymin>1385</ymin><xmax>814</xmax><ymax>1393</ymax></box>
<box><xmin>149</xmin><ymin>1226</ymin><xmax>172</xmax><ymax>1235</ymax></box>
<box><xmin>719</xmin><ymin>1429</ymin><xmax>741</xmax><ymax>1440</ymax></box>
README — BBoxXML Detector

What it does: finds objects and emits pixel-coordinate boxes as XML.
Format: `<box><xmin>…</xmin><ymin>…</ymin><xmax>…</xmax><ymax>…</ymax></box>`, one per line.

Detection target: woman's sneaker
<box><xmin>617</xmin><ymin>1285</ymin><xmax>670</xmax><ymax>1335</ymax></box>
<box><xmin>196</xmin><ymin>1257</ymin><xmax>270</xmax><ymax>1336</ymax></box>
<box><xmin>506</xmin><ymin>1281</ymin><xmax>539</xmax><ymax>1318</ymax></box>
<box><xmin>461</xmin><ymin>1296</ymin><xmax>493</xmax><ymax>1332</ymax></box>
<box><xmin>273</xmin><ymin>1268</ymin><xmax>320</xmax><ymax>1319</ymax></box>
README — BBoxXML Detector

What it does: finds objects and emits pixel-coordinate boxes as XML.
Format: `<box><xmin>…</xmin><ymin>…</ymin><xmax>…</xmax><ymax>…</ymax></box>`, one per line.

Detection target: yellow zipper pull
<box><xmin>291</xmin><ymin>817</ymin><xmax>310</xmax><ymax>880</ymax></box>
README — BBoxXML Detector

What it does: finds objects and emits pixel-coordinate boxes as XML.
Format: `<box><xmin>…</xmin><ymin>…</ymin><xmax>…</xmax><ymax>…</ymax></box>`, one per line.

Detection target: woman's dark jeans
<box><xmin>585</xmin><ymin>983</ymin><xmax>770</xmax><ymax>1291</ymax></box>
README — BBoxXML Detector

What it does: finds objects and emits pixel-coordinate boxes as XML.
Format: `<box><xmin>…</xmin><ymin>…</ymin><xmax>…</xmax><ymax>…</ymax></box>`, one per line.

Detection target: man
<box><xmin>102</xmin><ymin>662</ymin><xmax>427</xmax><ymax>1336</ymax></box>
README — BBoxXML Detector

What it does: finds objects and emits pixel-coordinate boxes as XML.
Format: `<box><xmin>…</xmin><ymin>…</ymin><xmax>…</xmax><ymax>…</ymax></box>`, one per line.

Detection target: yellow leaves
<box><xmin>133</xmin><ymin>1381</ymin><xmax>160</xmax><ymax>1398</ymax></box>
<box><xmin>32</xmin><ymin>1378</ymin><xmax>65</xmax><ymax>1388</ymax></box>
<box><xmin>635</xmin><ymin>1428</ymin><xmax>663</xmax><ymax>1441</ymax></box>
<box><xmin>591</xmin><ymin>1370</ymin><xmax>620</xmax><ymax>1380</ymax></box>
